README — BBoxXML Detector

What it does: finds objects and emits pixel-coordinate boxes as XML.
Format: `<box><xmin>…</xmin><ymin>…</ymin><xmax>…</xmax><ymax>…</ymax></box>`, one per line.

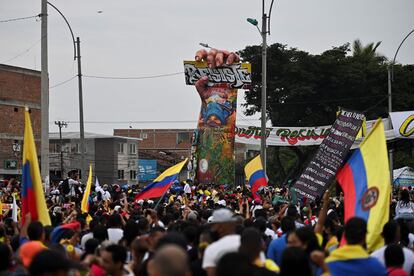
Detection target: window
<box><xmin>177</xmin><ymin>132</ymin><xmax>190</xmax><ymax>144</ymax></box>
<box><xmin>140</xmin><ymin>133</ymin><xmax>148</xmax><ymax>139</ymax></box>
<box><xmin>14</xmin><ymin>107</ymin><xmax>18</xmax><ymax>112</ymax></box>
<box><xmin>118</xmin><ymin>143</ymin><xmax>125</xmax><ymax>154</ymax></box>
<box><xmin>50</xmin><ymin>143</ymin><xmax>59</xmax><ymax>153</ymax></box>
<box><xmin>129</xmin><ymin>143</ymin><xmax>137</xmax><ymax>154</ymax></box>
<box><xmin>130</xmin><ymin>170</ymin><xmax>137</xmax><ymax>180</ymax></box>
<box><xmin>72</xmin><ymin>143</ymin><xmax>86</xmax><ymax>154</ymax></box>
<box><xmin>73</xmin><ymin>143</ymin><xmax>80</xmax><ymax>153</ymax></box>
<box><xmin>118</xmin><ymin>170</ymin><xmax>124</xmax><ymax>180</ymax></box>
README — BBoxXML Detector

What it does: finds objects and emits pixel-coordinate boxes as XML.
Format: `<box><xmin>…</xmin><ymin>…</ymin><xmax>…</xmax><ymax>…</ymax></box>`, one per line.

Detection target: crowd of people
<box><xmin>0</xmin><ymin>172</ymin><xmax>414</xmax><ymax>276</ymax></box>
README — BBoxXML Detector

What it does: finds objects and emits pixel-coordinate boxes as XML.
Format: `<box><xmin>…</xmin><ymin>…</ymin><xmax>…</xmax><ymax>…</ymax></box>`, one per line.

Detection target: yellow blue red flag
<box><xmin>135</xmin><ymin>158</ymin><xmax>188</xmax><ymax>201</ymax></box>
<box><xmin>245</xmin><ymin>155</ymin><xmax>267</xmax><ymax>200</ymax></box>
<box><xmin>22</xmin><ymin>109</ymin><xmax>51</xmax><ymax>226</ymax></box>
<box><xmin>336</xmin><ymin>119</ymin><xmax>390</xmax><ymax>252</ymax></box>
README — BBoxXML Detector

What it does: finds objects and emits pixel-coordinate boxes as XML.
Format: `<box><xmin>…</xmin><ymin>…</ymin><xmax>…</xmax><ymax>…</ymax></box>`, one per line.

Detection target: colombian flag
<box><xmin>135</xmin><ymin>158</ymin><xmax>188</xmax><ymax>201</ymax></box>
<box><xmin>21</xmin><ymin>109</ymin><xmax>51</xmax><ymax>226</ymax></box>
<box><xmin>336</xmin><ymin>119</ymin><xmax>390</xmax><ymax>252</ymax></box>
<box><xmin>245</xmin><ymin>155</ymin><xmax>267</xmax><ymax>200</ymax></box>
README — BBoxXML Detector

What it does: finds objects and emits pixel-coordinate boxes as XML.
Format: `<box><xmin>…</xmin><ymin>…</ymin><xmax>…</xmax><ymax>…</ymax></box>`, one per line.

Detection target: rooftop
<box><xmin>49</xmin><ymin>132</ymin><xmax>141</xmax><ymax>141</ymax></box>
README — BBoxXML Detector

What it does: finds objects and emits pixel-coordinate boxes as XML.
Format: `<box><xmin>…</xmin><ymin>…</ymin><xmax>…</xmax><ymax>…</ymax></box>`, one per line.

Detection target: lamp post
<box><xmin>47</xmin><ymin>2</ymin><xmax>86</xmax><ymax>182</ymax></box>
<box><xmin>247</xmin><ymin>0</ymin><xmax>275</xmax><ymax>175</ymax></box>
<box><xmin>387</xmin><ymin>28</ymin><xmax>414</xmax><ymax>183</ymax></box>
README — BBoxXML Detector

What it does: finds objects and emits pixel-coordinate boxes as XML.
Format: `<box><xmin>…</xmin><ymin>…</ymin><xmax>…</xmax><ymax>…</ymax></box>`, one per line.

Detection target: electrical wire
<box><xmin>2</xmin><ymin>38</ymin><xmax>42</xmax><ymax>63</ymax></box>
<box><xmin>0</xmin><ymin>14</ymin><xmax>40</xmax><ymax>23</ymax></box>
<box><xmin>50</xmin><ymin>75</ymin><xmax>77</xmax><ymax>89</ymax></box>
<box><xmin>48</xmin><ymin>118</ymin><xmax>261</xmax><ymax>125</ymax></box>
<box><xmin>275</xmin><ymin>94</ymin><xmax>385</xmax><ymax>105</ymax></box>
<box><xmin>83</xmin><ymin>72</ymin><xmax>183</xmax><ymax>80</ymax></box>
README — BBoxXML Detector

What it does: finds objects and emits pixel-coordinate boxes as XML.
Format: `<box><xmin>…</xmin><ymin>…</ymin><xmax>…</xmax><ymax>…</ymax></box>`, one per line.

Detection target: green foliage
<box><xmin>239</xmin><ymin>41</ymin><xmax>414</xmax><ymax>185</ymax></box>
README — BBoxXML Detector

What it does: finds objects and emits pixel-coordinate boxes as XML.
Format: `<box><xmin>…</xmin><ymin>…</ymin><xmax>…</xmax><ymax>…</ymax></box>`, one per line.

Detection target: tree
<box><xmin>239</xmin><ymin>42</ymin><xmax>414</xmax><ymax>185</ymax></box>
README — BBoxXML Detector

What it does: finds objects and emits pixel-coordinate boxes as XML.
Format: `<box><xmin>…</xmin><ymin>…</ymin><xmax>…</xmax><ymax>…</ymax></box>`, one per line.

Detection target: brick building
<box><xmin>113</xmin><ymin>128</ymin><xmax>259</xmax><ymax>184</ymax></box>
<box><xmin>0</xmin><ymin>64</ymin><xmax>41</xmax><ymax>179</ymax></box>
<box><xmin>113</xmin><ymin>129</ymin><xmax>193</xmax><ymax>167</ymax></box>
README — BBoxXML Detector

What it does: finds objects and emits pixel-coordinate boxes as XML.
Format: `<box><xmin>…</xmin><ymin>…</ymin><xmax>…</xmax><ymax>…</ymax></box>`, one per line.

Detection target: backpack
<box><xmin>61</xmin><ymin>179</ymin><xmax>70</xmax><ymax>195</ymax></box>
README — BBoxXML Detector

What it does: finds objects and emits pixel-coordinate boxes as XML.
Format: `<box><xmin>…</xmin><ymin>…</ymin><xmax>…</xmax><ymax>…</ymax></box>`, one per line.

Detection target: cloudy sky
<box><xmin>1</xmin><ymin>0</ymin><xmax>413</xmax><ymax>135</ymax></box>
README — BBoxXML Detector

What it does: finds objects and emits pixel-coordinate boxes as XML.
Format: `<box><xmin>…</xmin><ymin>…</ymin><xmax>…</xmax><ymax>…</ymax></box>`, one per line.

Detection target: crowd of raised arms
<box><xmin>0</xmin><ymin>173</ymin><xmax>413</xmax><ymax>276</ymax></box>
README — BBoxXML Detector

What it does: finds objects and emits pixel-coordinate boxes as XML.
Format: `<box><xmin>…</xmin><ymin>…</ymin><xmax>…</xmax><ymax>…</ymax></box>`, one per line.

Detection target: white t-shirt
<box><xmin>68</xmin><ymin>178</ymin><xmax>79</xmax><ymax>196</ymax></box>
<box><xmin>265</xmin><ymin>228</ymin><xmax>276</xmax><ymax>240</ymax></box>
<box><xmin>202</xmin><ymin>234</ymin><xmax>240</xmax><ymax>269</ymax></box>
<box><xmin>395</xmin><ymin>201</ymin><xmax>414</xmax><ymax>216</ymax></box>
<box><xmin>107</xmin><ymin>228</ymin><xmax>124</xmax><ymax>244</ymax></box>
<box><xmin>371</xmin><ymin>245</ymin><xmax>414</xmax><ymax>274</ymax></box>
<box><xmin>80</xmin><ymin>232</ymin><xmax>94</xmax><ymax>250</ymax></box>
<box><xmin>184</xmin><ymin>183</ymin><xmax>191</xmax><ymax>194</ymax></box>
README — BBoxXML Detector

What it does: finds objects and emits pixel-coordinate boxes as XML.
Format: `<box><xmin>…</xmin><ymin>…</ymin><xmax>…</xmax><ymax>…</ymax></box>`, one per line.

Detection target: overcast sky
<box><xmin>1</xmin><ymin>0</ymin><xmax>413</xmax><ymax>135</ymax></box>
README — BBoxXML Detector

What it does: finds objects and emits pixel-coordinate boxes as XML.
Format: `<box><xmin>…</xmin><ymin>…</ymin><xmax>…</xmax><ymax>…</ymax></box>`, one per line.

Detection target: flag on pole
<box><xmin>135</xmin><ymin>158</ymin><xmax>188</xmax><ymax>201</ymax></box>
<box><xmin>244</xmin><ymin>155</ymin><xmax>267</xmax><ymax>200</ymax></box>
<box><xmin>21</xmin><ymin>109</ymin><xmax>51</xmax><ymax>226</ymax></box>
<box><xmin>12</xmin><ymin>194</ymin><xmax>18</xmax><ymax>223</ymax></box>
<box><xmin>81</xmin><ymin>164</ymin><xmax>93</xmax><ymax>215</ymax></box>
<box><xmin>336</xmin><ymin>119</ymin><xmax>390</xmax><ymax>252</ymax></box>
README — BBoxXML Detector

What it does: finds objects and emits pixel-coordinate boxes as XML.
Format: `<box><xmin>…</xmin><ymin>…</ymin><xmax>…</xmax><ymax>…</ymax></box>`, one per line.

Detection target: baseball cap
<box><xmin>19</xmin><ymin>241</ymin><xmax>46</xmax><ymax>267</ymax></box>
<box><xmin>208</xmin><ymin>208</ymin><xmax>236</xmax><ymax>224</ymax></box>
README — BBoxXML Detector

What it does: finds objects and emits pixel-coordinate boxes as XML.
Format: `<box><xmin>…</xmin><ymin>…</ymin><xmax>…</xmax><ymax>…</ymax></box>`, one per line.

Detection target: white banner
<box><xmin>235</xmin><ymin>118</ymin><xmax>392</xmax><ymax>147</ymax></box>
<box><xmin>390</xmin><ymin>111</ymin><xmax>414</xmax><ymax>139</ymax></box>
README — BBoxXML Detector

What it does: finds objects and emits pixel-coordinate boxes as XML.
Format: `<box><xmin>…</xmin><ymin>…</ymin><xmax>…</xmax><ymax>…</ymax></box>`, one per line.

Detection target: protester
<box><xmin>384</xmin><ymin>244</ymin><xmax>409</xmax><ymax>276</ymax></box>
<box><xmin>325</xmin><ymin>217</ymin><xmax>387</xmax><ymax>275</ymax></box>
<box><xmin>371</xmin><ymin>220</ymin><xmax>414</xmax><ymax>274</ymax></box>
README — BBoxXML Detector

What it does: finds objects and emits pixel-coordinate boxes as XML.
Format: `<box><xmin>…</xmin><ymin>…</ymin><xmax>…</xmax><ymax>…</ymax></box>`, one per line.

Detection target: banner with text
<box><xmin>390</xmin><ymin>111</ymin><xmax>414</xmax><ymax>139</ymax></box>
<box><xmin>235</xmin><ymin>118</ymin><xmax>391</xmax><ymax>147</ymax></box>
<box><xmin>293</xmin><ymin>109</ymin><xmax>365</xmax><ymax>200</ymax></box>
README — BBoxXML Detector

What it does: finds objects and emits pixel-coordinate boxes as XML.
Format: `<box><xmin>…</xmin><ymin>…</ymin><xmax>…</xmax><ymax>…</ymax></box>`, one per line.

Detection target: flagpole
<box><xmin>154</xmin><ymin>188</ymin><xmax>170</xmax><ymax>210</ymax></box>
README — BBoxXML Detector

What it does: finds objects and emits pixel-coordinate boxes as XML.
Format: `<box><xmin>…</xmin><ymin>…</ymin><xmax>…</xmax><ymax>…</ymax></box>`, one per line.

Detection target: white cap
<box><xmin>209</xmin><ymin>208</ymin><xmax>236</xmax><ymax>224</ymax></box>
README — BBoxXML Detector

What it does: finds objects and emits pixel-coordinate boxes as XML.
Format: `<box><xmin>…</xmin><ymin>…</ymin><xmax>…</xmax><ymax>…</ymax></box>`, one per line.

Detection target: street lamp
<box><xmin>47</xmin><ymin>2</ymin><xmax>86</xmax><ymax>182</ymax></box>
<box><xmin>387</xmin><ymin>28</ymin><xmax>414</xmax><ymax>183</ymax></box>
<box><xmin>247</xmin><ymin>0</ymin><xmax>276</xmax><ymax>175</ymax></box>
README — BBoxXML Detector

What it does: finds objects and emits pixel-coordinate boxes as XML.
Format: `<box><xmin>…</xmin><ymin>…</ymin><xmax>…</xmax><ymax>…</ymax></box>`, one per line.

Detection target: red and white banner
<box><xmin>235</xmin><ymin>118</ymin><xmax>393</xmax><ymax>147</ymax></box>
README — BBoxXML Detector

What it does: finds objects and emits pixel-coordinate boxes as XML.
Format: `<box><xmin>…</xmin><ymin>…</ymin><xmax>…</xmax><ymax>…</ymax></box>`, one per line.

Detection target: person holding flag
<box><xmin>135</xmin><ymin>158</ymin><xmax>188</xmax><ymax>201</ymax></box>
<box><xmin>244</xmin><ymin>155</ymin><xmax>267</xmax><ymax>200</ymax></box>
<box><xmin>21</xmin><ymin>108</ymin><xmax>51</xmax><ymax>226</ymax></box>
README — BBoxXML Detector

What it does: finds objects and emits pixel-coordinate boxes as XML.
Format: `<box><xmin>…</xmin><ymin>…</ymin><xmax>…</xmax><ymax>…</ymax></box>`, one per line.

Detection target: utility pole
<box><xmin>387</xmin><ymin>66</ymin><xmax>393</xmax><ymax>184</ymax></box>
<box><xmin>76</xmin><ymin>37</ymin><xmax>86</xmax><ymax>182</ymax></box>
<box><xmin>55</xmin><ymin>121</ymin><xmax>67</xmax><ymax>178</ymax></box>
<box><xmin>40</xmin><ymin>0</ymin><xmax>49</xmax><ymax>187</ymax></box>
<box><xmin>260</xmin><ymin>7</ymin><xmax>267</xmax><ymax>175</ymax></box>
<box><xmin>247</xmin><ymin>0</ymin><xmax>275</xmax><ymax>175</ymax></box>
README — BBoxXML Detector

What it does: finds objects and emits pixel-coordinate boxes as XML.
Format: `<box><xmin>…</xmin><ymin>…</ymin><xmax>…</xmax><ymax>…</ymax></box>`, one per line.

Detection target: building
<box><xmin>0</xmin><ymin>64</ymin><xmax>41</xmax><ymax>180</ymax></box>
<box><xmin>113</xmin><ymin>128</ymin><xmax>259</xmax><ymax>184</ymax></box>
<box><xmin>49</xmin><ymin>132</ymin><xmax>140</xmax><ymax>185</ymax></box>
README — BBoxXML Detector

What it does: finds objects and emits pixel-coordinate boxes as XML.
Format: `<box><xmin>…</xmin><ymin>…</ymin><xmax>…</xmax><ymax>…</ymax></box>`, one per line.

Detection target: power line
<box><xmin>50</xmin><ymin>75</ymin><xmax>77</xmax><ymax>89</ymax></box>
<box><xmin>0</xmin><ymin>14</ymin><xmax>40</xmax><ymax>23</ymax></box>
<box><xmin>2</xmin><ymin>38</ymin><xmax>42</xmax><ymax>63</ymax></box>
<box><xmin>276</xmin><ymin>94</ymin><xmax>385</xmax><ymax>105</ymax></box>
<box><xmin>49</xmin><ymin>118</ymin><xmax>261</xmax><ymax>125</ymax></box>
<box><xmin>83</xmin><ymin>72</ymin><xmax>183</xmax><ymax>80</ymax></box>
